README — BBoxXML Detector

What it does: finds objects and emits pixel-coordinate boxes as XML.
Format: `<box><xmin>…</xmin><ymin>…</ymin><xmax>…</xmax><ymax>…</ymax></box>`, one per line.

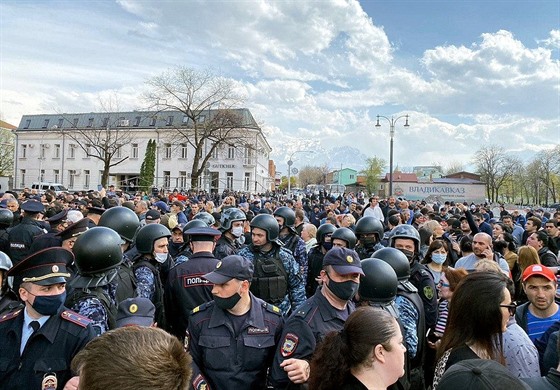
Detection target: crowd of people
<box><xmin>0</xmin><ymin>184</ymin><xmax>560</xmax><ymax>389</ymax></box>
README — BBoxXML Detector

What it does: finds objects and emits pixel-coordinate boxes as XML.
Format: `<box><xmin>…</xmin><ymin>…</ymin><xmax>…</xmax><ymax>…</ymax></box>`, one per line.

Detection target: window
<box><xmin>20</xmin><ymin>169</ymin><xmax>26</xmax><ymax>186</ymax></box>
<box><xmin>84</xmin><ymin>144</ymin><xmax>91</xmax><ymax>158</ymax></box>
<box><xmin>53</xmin><ymin>170</ymin><xmax>60</xmax><ymax>183</ymax></box>
<box><xmin>87</xmin><ymin>118</ymin><xmax>94</xmax><ymax>127</ymax></box>
<box><xmin>40</xmin><ymin>144</ymin><xmax>47</xmax><ymax>159</ymax></box>
<box><xmin>54</xmin><ymin>144</ymin><xmax>60</xmax><ymax>158</ymax></box>
<box><xmin>167</xmin><ymin>116</ymin><xmax>174</xmax><ymax>126</ymax></box>
<box><xmin>244</xmin><ymin>172</ymin><xmax>251</xmax><ymax>191</ymax></box>
<box><xmin>115</xmin><ymin>145</ymin><xmax>122</xmax><ymax>158</ymax></box>
<box><xmin>57</xmin><ymin>118</ymin><xmax>64</xmax><ymax>128</ymax></box>
<box><xmin>134</xmin><ymin>116</ymin><xmax>141</xmax><ymax>127</ymax></box>
<box><xmin>39</xmin><ymin>169</ymin><xmax>45</xmax><ymax>182</ymax></box>
<box><xmin>226</xmin><ymin>172</ymin><xmax>234</xmax><ymax>189</ymax></box>
<box><xmin>198</xmin><ymin>115</ymin><xmax>206</xmax><ymax>123</ymax></box>
<box><xmin>72</xmin><ymin>118</ymin><xmax>79</xmax><ymax>127</ymax></box>
<box><xmin>102</xmin><ymin>117</ymin><xmax>109</xmax><ymax>128</ymax></box>
<box><xmin>182</xmin><ymin>116</ymin><xmax>189</xmax><ymax>124</ymax></box>
<box><xmin>24</xmin><ymin>119</ymin><xmax>31</xmax><ymax>129</ymax></box>
<box><xmin>132</xmin><ymin>143</ymin><xmax>139</xmax><ymax>159</ymax></box>
<box><xmin>163</xmin><ymin>171</ymin><xmax>170</xmax><ymax>188</ymax></box>
<box><xmin>42</xmin><ymin>119</ymin><xmax>50</xmax><ymax>128</ymax></box>
<box><xmin>164</xmin><ymin>144</ymin><xmax>172</xmax><ymax>159</ymax></box>
<box><xmin>150</xmin><ymin>117</ymin><xmax>156</xmax><ymax>126</ymax></box>
<box><xmin>227</xmin><ymin>145</ymin><xmax>235</xmax><ymax>159</ymax></box>
<box><xmin>211</xmin><ymin>143</ymin><xmax>219</xmax><ymax>159</ymax></box>
<box><xmin>21</xmin><ymin>144</ymin><xmax>27</xmax><ymax>158</ymax></box>
<box><xmin>84</xmin><ymin>170</ymin><xmax>90</xmax><ymax>189</ymax></box>
<box><xmin>244</xmin><ymin>146</ymin><xmax>253</xmax><ymax>165</ymax></box>
<box><xmin>350</xmin><ymin>174</ymin><xmax>355</xmax><ymax>180</ymax></box>
<box><xmin>69</xmin><ymin>144</ymin><xmax>76</xmax><ymax>159</ymax></box>
<box><xmin>69</xmin><ymin>170</ymin><xmax>76</xmax><ymax>188</ymax></box>
<box><xmin>180</xmin><ymin>144</ymin><xmax>187</xmax><ymax>159</ymax></box>
<box><xmin>179</xmin><ymin>171</ymin><xmax>187</xmax><ymax>188</ymax></box>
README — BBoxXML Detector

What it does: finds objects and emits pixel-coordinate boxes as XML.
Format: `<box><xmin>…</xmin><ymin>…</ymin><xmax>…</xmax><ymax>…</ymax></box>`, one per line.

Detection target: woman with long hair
<box><xmin>515</xmin><ymin>245</ymin><xmax>541</xmax><ymax>303</ymax></box>
<box><xmin>422</xmin><ymin>239</ymin><xmax>450</xmax><ymax>285</ymax></box>
<box><xmin>432</xmin><ymin>272</ymin><xmax>512</xmax><ymax>388</ymax></box>
<box><xmin>309</xmin><ymin>307</ymin><xmax>406</xmax><ymax>390</ymax></box>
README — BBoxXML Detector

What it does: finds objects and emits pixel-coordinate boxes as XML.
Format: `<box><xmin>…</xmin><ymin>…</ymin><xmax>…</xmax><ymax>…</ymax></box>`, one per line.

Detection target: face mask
<box><xmin>326</xmin><ymin>273</ymin><xmax>359</xmax><ymax>301</ymax></box>
<box><xmin>154</xmin><ymin>252</ymin><xmax>168</xmax><ymax>264</ymax></box>
<box><xmin>30</xmin><ymin>291</ymin><xmax>66</xmax><ymax>316</ymax></box>
<box><xmin>231</xmin><ymin>226</ymin><xmax>244</xmax><ymax>238</ymax></box>
<box><xmin>431</xmin><ymin>253</ymin><xmax>447</xmax><ymax>265</ymax></box>
<box><xmin>322</xmin><ymin>242</ymin><xmax>333</xmax><ymax>251</ymax></box>
<box><xmin>398</xmin><ymin>248</ymin><xmax>415</xmax><ymax>263</ymax></box>
<box><xmin>214</xmin><ymin>292</ymin><xmax>241</xmax><ymax>310</ymax></box>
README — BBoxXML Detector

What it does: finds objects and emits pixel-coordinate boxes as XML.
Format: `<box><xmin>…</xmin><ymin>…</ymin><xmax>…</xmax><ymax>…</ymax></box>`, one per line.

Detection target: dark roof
<box><xmin>432</xmin><ymin>178</ymin><xmax>485</xmax><ymax>184</ymax></box>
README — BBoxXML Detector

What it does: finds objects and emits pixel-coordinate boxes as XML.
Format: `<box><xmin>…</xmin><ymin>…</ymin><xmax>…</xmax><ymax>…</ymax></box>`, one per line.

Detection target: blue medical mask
<box><xmin>431</xmin><ymin>253</ymin><xmax>447</xmax><ymax>265</ymax></box>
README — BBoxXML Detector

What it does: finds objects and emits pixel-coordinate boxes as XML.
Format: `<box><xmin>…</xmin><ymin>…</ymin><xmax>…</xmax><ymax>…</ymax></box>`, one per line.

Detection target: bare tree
<box><xmin>473</xmin><ymin>146</ymin><xmax>518</xmax><ymax>202</ymax></box>
<box><xmin>298</xmin><ymin>165</ymin><xmax>326</xmax><ymax>187</ymax></box>
<box><xmin>443</xmin><ymin>161</ymin><xmax>465</xmax><ymax>176</ymax></box>
<box><xmin>143</xmin><ymin>67</ymin><xmax>258</xmax><ymax>189</ymax></box>
<box><xmin>0</xmin><ymin>128</ymin><xmax>14</xmax><ymax>177</ymax></box>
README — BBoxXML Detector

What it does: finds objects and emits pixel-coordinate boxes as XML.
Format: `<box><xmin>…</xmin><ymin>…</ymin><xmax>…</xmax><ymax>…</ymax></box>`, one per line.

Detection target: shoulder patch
<box><xmin>190</xmin><ymin>301</ymin><xmax>213</xmax><ymax>315</ymax></box>
<box><xmin>281</xmin><ymin>333</ymin><xmax>299</xmax><ymax>357</ymax></box>
<box><xmin>192</xmin><ymin>373</ymin><xmax>211</xmax><ymax>390</ymax></box>
<box><xmin>61</xmin><ymin>310</ymin><xmax>91</xmax><ymax>328</ymax></box>
<box><xmin>423</xmin><ymin>286</ymin><xmax>435</xmax><ymax>300</ymax></box>
<box><xmin>263</xmin><ymin>302</ymin><xmax>282</xmax><ymax>316</ymax></box>
<box><xmin>0</xmin><ymin>308</ymin><xmax>22</xmax><ymax>323</ymax></box>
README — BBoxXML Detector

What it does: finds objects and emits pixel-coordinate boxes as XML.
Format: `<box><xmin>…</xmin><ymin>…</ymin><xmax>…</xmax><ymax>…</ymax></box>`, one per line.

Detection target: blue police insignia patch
<box><xmin>281</xmin><ymin>333</ymin><xmax>299</xmax><ymax>357</ymax></box>
<box><xmin>193</xmin><ymin>373</ymin><xmax>211</xmax><ymax>390</ymax></box>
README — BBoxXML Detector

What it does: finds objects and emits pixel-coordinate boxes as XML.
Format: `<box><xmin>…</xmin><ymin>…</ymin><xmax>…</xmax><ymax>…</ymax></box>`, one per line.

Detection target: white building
<box><xmin>14</xmin><ymin>109</ymin><xmax>274</xmax><ymax>193</ymax></box>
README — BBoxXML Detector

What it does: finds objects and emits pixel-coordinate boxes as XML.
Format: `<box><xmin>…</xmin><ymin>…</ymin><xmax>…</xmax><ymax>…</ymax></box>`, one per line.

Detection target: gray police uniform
<box><xmin>187</xmin><ymin>293</ymin><xmax>283</xmax><ymax>389</ymax></box>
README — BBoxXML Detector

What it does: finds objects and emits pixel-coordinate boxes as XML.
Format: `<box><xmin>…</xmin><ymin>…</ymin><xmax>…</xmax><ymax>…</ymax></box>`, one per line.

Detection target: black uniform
<box><xmin>187</xmin><ymin>294</ymin><xmax>283</xmax><ymax>390</ymax></box>
<box><xmin>8</xmin><ymin>217</ymin><xmax>47</xmax><ymax>266</ymax></box>
<box><xmin>270</xmin><ymin>287</ymin><xmax>355</xmax><ymax>388</ymax></box>
<box><xmin>305</xmin><ymin>246</ymin><xmax>324</xmax><ymax>297</ymax></box>
<box><xmin>214</xmin><ymin>235</ymin><xmax>243</xmax><ymax>260</ymax></box>
<box><xmin>409</xmin><ymin>261</ymin><xmax>437</xmax><ymax>329</ymax></box>
<box><xmin>0</xmin><ymin>225</ymin><xmax>10</xmax><ymax>254</ymax></box>
<box><xmin>165</xmin><ymin>251</ymin><xmax>219</xmax><ymax>339</ymax></box>
<box><xmin>0</xmin><ymin>306</ymin><xmax>96</xmax><ymax>390</ymax></box>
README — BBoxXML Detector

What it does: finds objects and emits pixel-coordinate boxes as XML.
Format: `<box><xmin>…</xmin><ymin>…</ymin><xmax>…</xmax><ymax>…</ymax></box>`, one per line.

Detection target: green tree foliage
<box><xmin>361</xmin><ymin>157</ymin><xmax>386</xmax><ymax>195</ymax></box>
<box><xmin>139</xmin><ymin>139</ymin><xmax>156</xmax><ymax>192</ymax></box>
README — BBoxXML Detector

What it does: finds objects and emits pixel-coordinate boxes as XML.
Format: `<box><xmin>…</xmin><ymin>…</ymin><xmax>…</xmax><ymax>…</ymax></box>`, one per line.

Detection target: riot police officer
<box><xmin>305</xmin><ymin>223</ymin><xmax>336</xmax><ymax>297</ymax></box>
<box><xmin>165</xmin><ymin>227</ymin><xmax>221</xmax><ymax>339</ymax></box>
<box><xmin>132</xmin><ymin>223</ymin><xmax>173</xmax><ymax>327</ymax></box>
<box><xmin>331</xmin><ymin>226</ymin><xmax>357</xmax><ymax>249</ymax></box>
<box><xmin>214</xmin><ymin>207</ymin><xmax>246</xmax><ymax>260</ymax></box>
<box><xmin>0</xmin><ymin>251</ymin><xmax>20</xmax><ymax>315</ymax></box>
<box><xmin>274</xmin><ymin>206</ymin><xmax>308</xmax><ymax>280</ymax></box>
<box><xmin>187</xmin><ymin>255</ymin><xmax>283</xmax><ymax>389</ymax></box>
<box><xmin>354</xmin><ymin>216</ymin><xmax>385</xmax><ymax>259</ymax></box>
<box><xmin>0</xmin><ymin>208</ymin><xmax>13</xmax><ymax>254</ymax></box>
<box><xmin>0</xmin><ymin>247</ymin><xmax>95</xmax><ymax>389</ymax></box>
<box><xmin>237</xmin><ymin>214</ymin><xmax>306</xmax><ymax>315</ymax></box>
<box><xmin>174</xmin><ymin>219</ymin><xmax>208</xmax><ymax>265</ymax></box>
<box><xmin>65</xmin><ymin>227</ymin><xmax>123</xmax><ymax>335</ymax></box>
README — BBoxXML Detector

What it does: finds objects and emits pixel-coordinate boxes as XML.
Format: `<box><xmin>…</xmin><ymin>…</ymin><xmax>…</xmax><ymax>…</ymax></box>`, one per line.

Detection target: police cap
<box><xmin>322</xmin><ymin>247</ymin><xmax>364</xmax><ymax>276</ymax></box>
<box><xmin>116</xmin><ymin>297</ymin><xmax>156</xmax><ymax>328</ymax></box>
<box><xmin>55</xmin><ymin>218</ymin><xmax>89</xmax><ymax>242</ymax></box>
<box><xmin>21</xmin><ymin>199</ymin><xmax>45</xmax><ymax>213</ymax></box>
<box><xmin>86</xmin><ymin>206</ymin><xmax>106</xmax><ymax>215</ymax></box>
<box><xmin>46</xmin><ymin>209</ymin><xmax>68</xmax><ymax>224</ymax></box>
<box><xmin>7</xmin><ymin>247</ymin><xmax>72</xmax><ymax>285</ymax></box>
<box><xmin>203</xmin><ymin>255</ymin><xmax>254</xmax><ymax>284</ymax></box>
<box><xmin>185</xmin><ymin>226</ymin><xmax>221</xmax><ymax>241</ymax></box>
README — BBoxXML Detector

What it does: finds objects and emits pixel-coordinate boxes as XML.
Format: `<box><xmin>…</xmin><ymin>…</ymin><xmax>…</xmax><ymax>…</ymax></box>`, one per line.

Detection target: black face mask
<box><xmin>214</xmin><ymin>292</ymin><xmax>241</xmax><ymax>310</ymax></box>
<box><xmin>326</xmin><ymin>273</ymin><xmax>359</xmax><ymax>301</ymax></box>
<box><xmin>30</xmin><ymin>291</ymin><xmax>66</xmax><ymax>316</ymax></box>
<box><xmin>398</xmin><ymin>248</ymin><xmax>415</xmax><ymax>263</ymax></box>
<box><xmin>322</xmin><ymin>242</ymin><xmax>333</xmax><ymax>251</ymax></box>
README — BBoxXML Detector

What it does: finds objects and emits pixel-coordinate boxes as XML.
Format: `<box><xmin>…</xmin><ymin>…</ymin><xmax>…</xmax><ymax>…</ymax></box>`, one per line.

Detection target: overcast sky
<box><xmin>1</xmin><ymin>0</ymin><xmax>558</xmax><ymax>172</ymax></box>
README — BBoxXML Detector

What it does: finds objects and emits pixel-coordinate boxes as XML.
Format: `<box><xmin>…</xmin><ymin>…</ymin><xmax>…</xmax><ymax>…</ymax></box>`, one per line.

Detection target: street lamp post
<box><xmin>375</xmin><ymin>114</ymin><xmax>410</xmax><ymax>197</ymax></box>
<box><xmin>287</xmin><ymin>150</ymin><xmax>313</xmax><ymax>199</ymax></box>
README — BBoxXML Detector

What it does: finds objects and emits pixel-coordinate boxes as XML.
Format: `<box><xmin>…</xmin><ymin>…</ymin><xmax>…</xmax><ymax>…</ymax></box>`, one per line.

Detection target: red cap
<box><xmin>522</xmin><ymin>264</ymin><xmax>556</xmax><ymax>282</ymax></box>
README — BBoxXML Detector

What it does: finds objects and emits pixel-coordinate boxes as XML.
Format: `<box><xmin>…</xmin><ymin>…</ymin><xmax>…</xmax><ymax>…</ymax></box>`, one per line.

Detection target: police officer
<box><xmin>354</xmin><ymin>216</ymin><xmax>385</xmax><ymax>259</ymax></box>
<box><xmin>270</xmin><ymin>246</ymin><xmax>363</xmax><ymax>388</ymax></box>
<box><xmin>237</xmin><ymin>214</ymin><xmax>306</xmax><ymax>315</ymax></box>
<box><xmin>8</xmin><ymin>199</ymin><xmax>47</xmax><ymax>266</ymax></box>
<box><xmin>274</xmin><ymin>206</ymin><xmax>308</xmax><ymax>280</ymax></box>
<box><xmin>45</xmin><ymin>209</ymin><xmax>68</xmax><ymax>233</ymax></box>
<box><xmin>389</xmin><ymin>224</ymin><xmax>437</xmax><ymax>329</ymax></box>
<box><xmin>187</xmin><ymin>255</ymin><xmax>283</xmax><ymax>389</ymax></box>
<box><xmin>374</xmin><ymin>246</ymin><xmax>426</xmax><ymax>390</ymax></box>
<box><xmin>0</xmin><ymin>247</ymin><xmax>95</xmax><ymax>389</ymax></box>
<box><xmin>132</xmin><ymin>223</ymin><xmax>173</xmax><ymax>327</ymax></box>
<box><xmin>56</xmin><ymin>218</ymin><xmax>90</xmax><ymax>252</ymax></box>
<box><xmin>173</xmin><ymin>219</ymin><xmax>208</xmax><ymax>265</ymax></box>
<box><xmin>65</xmin><ymin>227</ymin><xmax>123</xmax><ymax>335</ymax></box>
<box><xmin>330</xmin><ymin>226</ymin><xmax>357</xmax><ymax>249</ymax></box>
<box><xmin>214</xmin><ymin>207</ymin><xmax>247</xmax><ymax>260</ymax></box>
<box><xmin>98</xmin><ymin>206</ymin><xmax>140</xmax><ymax>303</ymax></box>
<box><xmin>165</xmin><ymin>226</ymin><xmax>221</xmax><ymax>339</ymax></box>
<box><xmin>305</xmin><ymin>223</ymin><xmax>336</xmax><ymax>297</ymax></box>
<box><xmin>192</xmin><ymin>211</ymin><xmax>216</xmax><ymax>227</ymax></box>
<box><xmin>0</xmin><ymin>208</ymin><xmax>13</xmax><ymax>254</ymax></box>
<box><xmin>0</xmin><ymin>251</ymin><xmax>20</xmax><ymax>315</ymax></box>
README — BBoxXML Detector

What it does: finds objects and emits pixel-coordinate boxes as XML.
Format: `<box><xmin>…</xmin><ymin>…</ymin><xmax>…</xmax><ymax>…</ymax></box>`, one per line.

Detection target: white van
<box><xmin>31</xmin><ymin>182</ymin><xmax>68</xmax><ymax>195</ymax></box>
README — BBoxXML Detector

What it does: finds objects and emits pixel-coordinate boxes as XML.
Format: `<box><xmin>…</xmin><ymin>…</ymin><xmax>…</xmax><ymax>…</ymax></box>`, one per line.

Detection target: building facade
<box><xmin>14</xmin><ymin>109</ymin><xmax>274</xmax><ymax>193</ymax></box>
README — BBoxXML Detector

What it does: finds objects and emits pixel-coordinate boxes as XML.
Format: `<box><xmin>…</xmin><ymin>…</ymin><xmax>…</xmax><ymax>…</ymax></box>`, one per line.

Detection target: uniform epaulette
<box><xmin>0</xmin><ymin>308</ymin><xmax>22</xmax><ymax>323</ymax></box>
<box><xmin>61</xmin><ymin>310</ymin><xmax>91</xmax><ymax>328</ymax></box>
<box><xmin>263</xmin><ymin>302</ymin><xmax>282</xmax><ymax>316</ymax></box>
<box><xmin>191</xmin><ymin>301</ymin><xmax>214</xmax><ymax>315</ymax></box>
<box><xmin>294</xmin><ymin>301</ymin><xmax>312</xmax><ymax>318</ymax></box>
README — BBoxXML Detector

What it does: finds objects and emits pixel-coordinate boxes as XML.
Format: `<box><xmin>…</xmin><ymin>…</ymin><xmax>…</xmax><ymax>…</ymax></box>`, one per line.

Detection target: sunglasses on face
<box><xmin>500</xmin><ymin>303</ymin><xmax>517</xmax><ymax>316</ymax></box>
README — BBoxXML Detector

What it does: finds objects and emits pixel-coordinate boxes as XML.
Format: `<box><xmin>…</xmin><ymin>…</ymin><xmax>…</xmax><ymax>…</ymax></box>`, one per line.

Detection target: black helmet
<box><xmin>182</xmin><ymin>219</ymin><xmax>207</xmax><ymax>243</ymax></box>
<box><xmin>372</xmin><ymin>247</ymin><xmax>410</xmax><ymax>281</ymax></box>
<box><xmin>355</xmin><ymin>216</ymin><xmax>384</xmax><ymax>241</ymax></box>
<box><xmin>389</xmin><ymin>224</ymin><xmax>420</xmax><ymax>250</ymax></box>
<box><xmin>0</xmin><ymin>251</ymin><xmax>12</xmax><ymax>271</ymax></box>
<box><xmin>273</xmin><ymin>207</ymin><xmax>295</xmax><ymax>229</ymax></box>
<box><xmin>73</xmin><ymin>227</ymin><xmax>123</xmax><ymax>275</ymax></box>
<box><xmin>0</xmin><ymin>209</ymin><xmax>13</xmax><ymax>226</ymax></box>
<box><xmin>135</xmin><ymin>224</ymin><xmax>171</xmax><ymax>254</ymax></box>
<box><xmin>331</xmin><ymin>227</ymin><xmax>357</xmax><ymax>249</ymax></box>
<box><xmin>316</xmin><ymin>224</ymin><xmax>336</xmax><ymax>244</ymax></box>
<box><xmin>193</xmin><ymin>212</ymin><xmax>215</xmax><ymax>227</ymax></box>
<box><xmin>98</xmin><ymin>206</ymin><xmax>140</xmax><ymax>243</ymax></box>
<box><xmin>359</xmin><ymin>258</ymin><xmax>398</xmax><ymax>304</ymax></box>
<box><xmin>250</xmin><ymin>214</ymin><xmax>279</xmax><ymax>242</ymax></box>
<box><xmin>220</xmin><ymin>208</ymin><xmax>246</xmax><ymax>231</ymax></box>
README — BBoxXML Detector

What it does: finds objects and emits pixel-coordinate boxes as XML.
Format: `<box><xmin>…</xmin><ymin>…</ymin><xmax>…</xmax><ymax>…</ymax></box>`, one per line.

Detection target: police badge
<box><xmin>42</xmin><ymin>372</ymin><xmax>57</xmax><ymax>390</ymax></box>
